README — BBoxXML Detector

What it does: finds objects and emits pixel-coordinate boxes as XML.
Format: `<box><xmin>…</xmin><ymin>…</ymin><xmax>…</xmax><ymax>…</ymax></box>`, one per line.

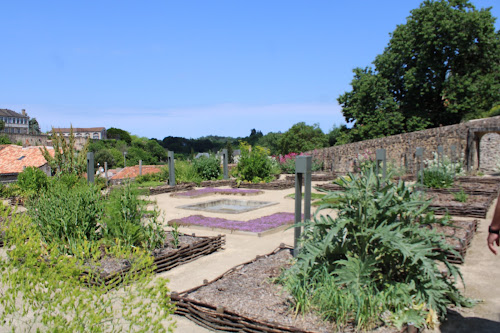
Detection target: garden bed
<box><xmin>171</xmin><ymin>187</ymin><xmax>263</xmax><ymax>198</ymax></box>
<box><xmin>314</xmin><ymin>183</ymin><xmax>345</xmax><ymax>192</ymax></box>
<box><xmin>171</xmin><ymin>245</ymin><xmax>336</xmax><ymax>333</ymax></box>
<box><xmin>149</xmin><ymin>183</ymin><xmax>197</xmax><ymax>195</ymax></box>
<box><xmin>84</xmin><ymin>233</ymin><xmax>225</xmax><ymax>286</ymax></box>
<box><xmin>285</xmin><ymin>172</ymin><xmax>336</xmax><ymax>182</ymax></box>
<box><xmin>233</xmin><ymin>180</ymin><xmax>295</xmax><ymax>190</ymax></box>
<box><xmin>169</xmin><ymin>213</ymin><xmax>296</xmax><ymax>236</ymax></box>
<box><xmin>429</xmin><ymin>219</ymin><xmax>479</xmax><ymax>264</ymax></box>
<box><xmin>457</xmin><ymin>176</ymin><xmax>500</xmax><ymax>185</ymax></box>
<box><xmin>427</xmin><ymin>193</ymin><xmax>495</xmax><ymax>218</ymax></box>
<box><xmin>421</xmin><ymin>182</ymin><xmax>500</xmax><ymax>196</ymax></box>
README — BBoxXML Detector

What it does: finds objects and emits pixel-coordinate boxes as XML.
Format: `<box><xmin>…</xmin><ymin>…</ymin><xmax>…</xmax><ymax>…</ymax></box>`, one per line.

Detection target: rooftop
<box><xmin>110</xmin><ymin>165</ymin><xmax>163</xmax><ymax>180</ymax></box>
<box><xmin>52</xmin><ymin>127</ymin><xmax>106</xmax><ymax>133</ymax></box>
<box><xmin>0</xmin><ymin>145</ymin><xmax>55</xmax><ymax>174</ymax></box>
<box><xmin>0</xmin><ymin>109</ymin><xmax>29</xmax><ymax>118</ymax></box>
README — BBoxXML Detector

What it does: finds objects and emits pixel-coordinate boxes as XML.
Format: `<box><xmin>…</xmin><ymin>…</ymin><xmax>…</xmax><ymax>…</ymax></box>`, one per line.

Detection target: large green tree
<box><xmin>278</xmin><ymin>122</ymin><xmax>328</xmax><ymax>155</ymax></box>
<box><xmin>107</xmin><ymin>127</ymin><xmax>132</xmax><ymax>144</ymax></box>
<box><xmin>338</xmin><ymin>0</ymin><xmax>500</xmax><ymax>142</ymax></box>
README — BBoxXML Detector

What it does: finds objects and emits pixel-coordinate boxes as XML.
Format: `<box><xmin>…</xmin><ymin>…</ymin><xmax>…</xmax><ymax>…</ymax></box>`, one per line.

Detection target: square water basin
<box><xmin>177</xmin><ymin>199</ymin><xmax>278</xmax><ymax>214</ymax></box>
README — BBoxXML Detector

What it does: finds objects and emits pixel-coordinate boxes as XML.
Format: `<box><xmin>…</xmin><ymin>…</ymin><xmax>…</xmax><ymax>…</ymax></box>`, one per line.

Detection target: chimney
<box><xmin>21</xmin><ymin>109</ymin><xmax>26</xmax><ymax>116</ymax></box>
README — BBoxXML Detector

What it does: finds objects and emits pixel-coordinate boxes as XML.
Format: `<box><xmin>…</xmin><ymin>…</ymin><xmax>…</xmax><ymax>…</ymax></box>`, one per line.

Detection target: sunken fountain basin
<box><xmin>177</xmin><ymin>199</ymin><xmax>278</xmax><ymax>214</ymax></box>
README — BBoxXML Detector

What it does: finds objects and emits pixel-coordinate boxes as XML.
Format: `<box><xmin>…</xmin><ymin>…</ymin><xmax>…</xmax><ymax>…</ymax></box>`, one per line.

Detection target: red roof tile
<box><xmin>110</xmin><ymin>165</ymin><xmax>163</xmax><ymax>180</ymax></box>
<box><xmin>52</xmin><ymin>127</ymin><xmax>106</xmax><ymax>133</ymax></box>
<box><xmin>0</xmin><ymin>145</ymin><xmax>55</xmax><ymax>174</ymax></box>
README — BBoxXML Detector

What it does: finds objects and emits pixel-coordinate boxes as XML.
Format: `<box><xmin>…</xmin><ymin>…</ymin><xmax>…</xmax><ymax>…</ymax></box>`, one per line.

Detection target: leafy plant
<box><xmin>175</xmin><ymin>160</ymin><xmax>202</xmax><ymax>184</ymax></box>
<box><xmin>103</xmin><ymin>183</ymin><xmax>165</xmax><ymax>251</ymax></box>
<box><xmin>452</xmin><ymin>189</ymin><xmax>468</xmax><ymax>203</ymax></box>
<box><xmin>170</xmin><ymin>222</ymin><xmax>180</xmax><ymax>248</ymax></box>
<box><xmin>236</xmin><ymin>142</ymin><xmax>273</xmax><ymax>183</ymax></box>
<box><xmin>193</xmin><ymin>155</ymin><xmax>221</xmax><ymax>180</ymax></box>
<box><xmin>423</xmin><ymin>169</ymin><xmax>454</xmax><ymax>189</ymax></box>
<box><xmin>279</xmin><ymin>167</ymin><xmax>471</xmax><ymax>330</ymax></box>
<box><xmin>27</xmin><ymin>181</ymin><xmax>104</xmax><ymax>255</ymax></box>
<box><xmin>16</xmin><ymin>166</ymin><xmax>49</xmax><ymax>197</ymax></box>
<box><xmin>0</xmin><ymin>204</ymin><xmax>176</xmax><ymax>332</ymax></box>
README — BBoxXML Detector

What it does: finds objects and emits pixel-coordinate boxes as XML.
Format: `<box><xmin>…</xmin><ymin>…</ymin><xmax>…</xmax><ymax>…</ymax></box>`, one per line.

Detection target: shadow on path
<box><xmin>440</xmin><ymin>309</ymin><xmax>500</xmax><ymax>333</ymax></box>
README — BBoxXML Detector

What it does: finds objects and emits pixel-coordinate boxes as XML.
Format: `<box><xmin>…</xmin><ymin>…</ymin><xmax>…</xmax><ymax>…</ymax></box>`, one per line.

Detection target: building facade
<box><xmin>0</xmin><ymin>109</ymin><xmax>30</xmax><ymax>134</ymax></box>
<box><xmin>52</xmin><ymin>127</ymin><xmax>107</xmax><ymax>140</ymax></box>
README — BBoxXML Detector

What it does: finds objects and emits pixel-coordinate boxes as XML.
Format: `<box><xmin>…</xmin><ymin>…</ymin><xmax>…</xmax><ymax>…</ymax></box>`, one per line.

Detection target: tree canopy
<box><xmin>278</xmin><ymin>122</ymin><xmax>328</xmax><ymax>155</ymax></box>
<box><xmin>106</xmin><ymin>128</ymin><xmax>132</xmax><ymax>145</ymax></box>
<box><xmin>338</xmin><ymin>0</ymin><xmax>500</xmax><ymax>142</ymax></box>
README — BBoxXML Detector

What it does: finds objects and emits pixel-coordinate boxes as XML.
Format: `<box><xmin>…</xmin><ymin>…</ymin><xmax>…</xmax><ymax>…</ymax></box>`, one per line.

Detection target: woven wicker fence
<box><xmin>149</xmin><ymin>183</ymin><xmax>197</xmax><ymax>195</ymax></box>
<box><xmin>232</xmin><ymin>180</ymin><xmax>295</xmax><ymax>190</ymax></box>
<box><xmin>84</xmin><ymin>234</ymin><xmax>225</xmax><ymax>287</ymax></box>
<box><xmin>429</xmin><ymin>194</ymin><xmax>495</xmax><ymax>218</ymax></box>
<box><xmin>429</xmin><ymin>220</ymin><xmax>478</xmax><ymax>264</ymax></box>
<box><xmin>171</xmin><ymin>245</ymin><xmax>321</xmax><ymax>333</ymax></box>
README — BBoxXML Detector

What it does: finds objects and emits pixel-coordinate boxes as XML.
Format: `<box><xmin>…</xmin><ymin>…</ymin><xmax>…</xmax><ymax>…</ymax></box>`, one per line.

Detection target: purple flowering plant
<box><xmin>170</xmin><ymin>212</ymin><xmax>297</xmax><ymax>233</ymax></box>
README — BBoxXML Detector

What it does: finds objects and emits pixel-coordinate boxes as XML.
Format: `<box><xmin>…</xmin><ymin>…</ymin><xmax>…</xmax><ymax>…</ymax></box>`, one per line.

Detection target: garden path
<box><xmin>154</xmin><ymin>182</ymin><xmax>500</xmax><ymax>333</ymax></box>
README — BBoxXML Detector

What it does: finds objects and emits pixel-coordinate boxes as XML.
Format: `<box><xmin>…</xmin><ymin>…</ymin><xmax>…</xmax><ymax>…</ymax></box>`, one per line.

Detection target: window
<box><xmin>93</xmin><ymin>133</ymin><xmax>99</xmax><ymax>139</ymax></box>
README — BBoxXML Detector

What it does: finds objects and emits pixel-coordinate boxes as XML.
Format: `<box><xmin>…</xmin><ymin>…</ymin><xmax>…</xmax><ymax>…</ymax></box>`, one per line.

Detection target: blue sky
<box><xmin>1</xmin><ymin>1</ymin><xmax>499</xmax><ymax>139</ymax></box>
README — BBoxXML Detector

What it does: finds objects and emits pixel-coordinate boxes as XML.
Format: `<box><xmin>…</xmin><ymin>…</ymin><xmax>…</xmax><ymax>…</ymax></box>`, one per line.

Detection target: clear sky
<box><xmin>1</xmin><ymin>1</ymin><xmax>499</xmax><ymax>139</ymax></box>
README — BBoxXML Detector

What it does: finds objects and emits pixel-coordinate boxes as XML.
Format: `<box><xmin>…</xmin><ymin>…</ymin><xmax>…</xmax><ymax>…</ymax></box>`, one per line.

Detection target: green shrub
<box><xmin>53</xmin><ymin>172</ymin><xmax>86</xmax><ymax>188</ymax></box>
<box><xmin>16</xmin><ymin>167</ymin><xmax>49</xmax><ymax>196</ymax></box>
<box><xmin>0</xmin><ymin>134</ymin><xmax>12</xmax><ymax>144</ymax></box>
<box><xmin>27</xmin><ymin>182</ymin><xmax>104</xmax><ymax>255</ymax></box>
<box><xmin>422</xmin><ymin>152</ymin><xmax>464</xmax><ymax>188</ymax></box>
<box><xmin>193</xmin><ymin>155</ymin><xmax>221</xmax><ymax>180</ymax></box>
<box><xmin>279</xmin><ymin>167</ymin><xmax>470</xmax><ymax>330</ymax></box>
<box><xmin>0</xmin><ymin>204</ymin><xmax>176</xmax><ymax>332</ymax></box>
<box><xmin>423</xmin><ymin>169</ymin><xmax>454</xmax><ymax>188</ymax></box>
<box><xmin>236</xmin><ymin>142</ymin><xmax>273</xmax><ymax>183</ymax></box>
<box><xmin>175</xmin><ymin>160</ymin><xmax>202</xmax><ymax>184</ymax></box>
<box><xmin>0</xmin><ymin>183</ymin><xmax>21</xmax><ymax>198</ymax></box>
<box><xmin>103</xmin><ymin>183</ymin><xmax>165</xmax><ymax>251</ymax></box>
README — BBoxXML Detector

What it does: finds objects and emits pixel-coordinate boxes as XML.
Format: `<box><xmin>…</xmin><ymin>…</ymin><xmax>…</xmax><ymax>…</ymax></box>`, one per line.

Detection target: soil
<box><xmin>426</xmin><ymin>193</ymin><xmax>491</xmax><ymax>207</ymax></box>
<box><xmin>186</xmin><ymin>249</ymin><xmax>334</xmax><ymax>332</ymax></box>
<box><xmin>95</xmin><ymin>235</ymin><xmax>203</xmax><ymax>277</ymax></box>
<box><xmin>185</xmin><ymin>249</ymin><xmax>396</xmax><ymax>333</ymax></box>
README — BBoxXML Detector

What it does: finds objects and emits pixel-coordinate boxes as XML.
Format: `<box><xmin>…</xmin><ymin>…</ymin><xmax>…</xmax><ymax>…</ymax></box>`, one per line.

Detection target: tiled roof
<box><xmin>0</xmin><ymin>145</ymin><xmax>55</xmax><ymax>174</ymax></box>
<box><xmin>52</xmin><ymin>127</ymin><xmax>106</xmax><ymax>133</ymax></box>
<box><xmin>110</xmin><ymin>165</ymin><xmax>163</xmax><ymax>180</ymax></box>
<box><xmin>0</xmin><ymin>109</ymin><xmax>29</xmax><ymax>118</ymax></box>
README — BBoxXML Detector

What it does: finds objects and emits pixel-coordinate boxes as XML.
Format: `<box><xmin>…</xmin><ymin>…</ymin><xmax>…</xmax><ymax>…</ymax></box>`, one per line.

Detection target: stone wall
<box><xmin>479</xmin><ymin>133</ymin><xmax>500</xmax><ymax>173</ymax></box>
<box><xmin>6</xmin><ymin>134</ymin><xmax>89</xmax><ymax>150</ymax></box>
<box><xmin>307</xmin><ymin>116</ymin><xmax>500</xmax><ymax>173</ymax></box>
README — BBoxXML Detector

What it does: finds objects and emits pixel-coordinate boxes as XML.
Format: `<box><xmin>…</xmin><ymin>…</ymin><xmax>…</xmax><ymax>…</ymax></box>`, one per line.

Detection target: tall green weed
<box><xmin>103</xmin><ymin>183</ymin><xmax>165</xmax><ymax>251</ymax></box>
<box><xmin>175</xmin><ymin>160</ymin><xmax>202</xmax><ymax>184</ymax></box>
<box><xmin>0</xmin><ymin>204</ymin><xmax>175</xmax><ymax>332</ymax></box>
<box><xmin>27</xmin><ymin>181</ymin><xmax>104</xmax><ymax>255</ymax></box>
